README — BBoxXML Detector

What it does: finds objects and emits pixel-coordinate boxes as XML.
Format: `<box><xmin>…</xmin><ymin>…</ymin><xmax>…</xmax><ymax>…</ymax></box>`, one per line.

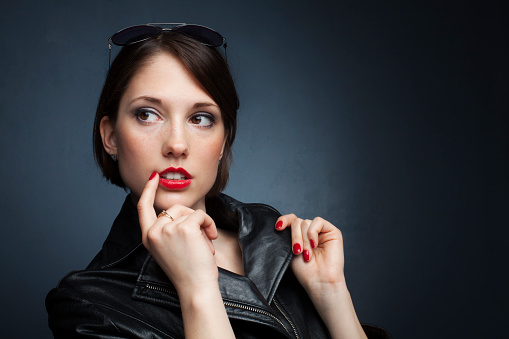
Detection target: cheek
<box><xmin>115</xmin><ymin>127</ymin><xmax>157</xmax><ymax>191</ymax></box>
<box><xmin>116</xmin><ymin>121</ymin><xmax>158</xmax><ymax>158</ymax></box>
<box><xmin>196</xmin><ymin>138</ymin><xmax>224</xmax><ymax>179</ymax></box>
<box><xmin>117</xmin><ymin>129</ymin><xmax>142</xmax><ymax>163</ymax></box>
<box><xmin>202</xmin><ymin>138</ymin><xmax>224</xmax><ymax>162</ymax></box>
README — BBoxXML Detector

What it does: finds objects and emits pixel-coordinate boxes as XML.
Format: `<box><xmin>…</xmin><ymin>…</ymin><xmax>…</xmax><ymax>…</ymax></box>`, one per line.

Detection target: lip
<box><xmin>158</xmin><ymin>167</ymin><xmax>192</xmax><ymax>190</ymax></box>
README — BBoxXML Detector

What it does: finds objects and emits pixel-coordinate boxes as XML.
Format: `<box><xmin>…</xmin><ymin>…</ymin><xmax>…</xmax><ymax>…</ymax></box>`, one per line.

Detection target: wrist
<box><xmin>177</xmin><ymin>281</ymin><xmax>235</xmax><ymax>338</ymax></box>
<box><xmin>304</xmin><ymin>278</ymin><xmax>349</xmax><ymax>303</ymax></box>
<box><xmin>305</xmin><ymin>282</ymin><xmax>367</xmax><ymax>339</ymax></box>
<box><xmin>177</xmin><ymin>281</ymin><xmax>221</xmax><ymax>304</ymax></box>
<box><xmin>311</xmin><ymin>285</ymin><xmax>351</xmax><ymax>315</ymax></box>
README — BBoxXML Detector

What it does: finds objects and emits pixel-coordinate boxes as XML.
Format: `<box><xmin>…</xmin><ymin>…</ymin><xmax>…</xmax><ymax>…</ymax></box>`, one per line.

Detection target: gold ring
<box><xmin>157</xmin><ymin>210</ymin><xmax>174</xmax><ymax>221</ymax></box>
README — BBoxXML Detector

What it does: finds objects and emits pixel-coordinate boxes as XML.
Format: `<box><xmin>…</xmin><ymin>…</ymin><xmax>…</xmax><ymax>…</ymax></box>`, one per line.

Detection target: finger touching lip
<box><xmin>158</xmin><ymin>167</ymin><xmax>192</xmax><ymax>190</ymax></box>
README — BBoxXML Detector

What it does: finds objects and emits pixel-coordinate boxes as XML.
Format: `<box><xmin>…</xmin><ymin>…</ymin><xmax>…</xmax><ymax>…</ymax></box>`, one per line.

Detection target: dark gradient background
<box><xmin>0</xmin><ymin>1</ymin><xmax>507</xmax><ymax>338</ymax></box>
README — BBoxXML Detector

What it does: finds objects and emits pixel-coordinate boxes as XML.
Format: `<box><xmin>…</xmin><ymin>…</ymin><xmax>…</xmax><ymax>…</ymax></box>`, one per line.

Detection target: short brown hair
<box><xmin>93</xmin><ymin>31</ymin><xmax>238</xmax><ymax>197</ymax></box>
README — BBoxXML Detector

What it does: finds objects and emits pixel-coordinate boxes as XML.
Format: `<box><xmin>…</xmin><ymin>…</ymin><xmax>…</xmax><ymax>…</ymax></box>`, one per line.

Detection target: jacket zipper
<box><xmin>223</xmin><ymin>300</ymin><xmax>293</xmax><ymax>338</ymax></box>
<box><xmin>145</xmin><ymin>283</ymin><xmax>178</xmax><ymax>295</ymax></box>
<box><xmin>273</xmin><ymin>299</ymin><xmax>299</xmax><ymax>339</ymax></box>
<box><xmin>145</xmin><ymin>284</ymin><xmax>294</xmax><ymax>338</ymax></box>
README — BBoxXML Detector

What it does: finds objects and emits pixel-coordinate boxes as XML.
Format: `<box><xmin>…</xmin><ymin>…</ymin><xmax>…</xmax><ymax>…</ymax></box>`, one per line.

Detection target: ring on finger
<box><xmin>157</xmin><ymin>210</ymin><xmax>174</xmax><ymax>221</ymax></box>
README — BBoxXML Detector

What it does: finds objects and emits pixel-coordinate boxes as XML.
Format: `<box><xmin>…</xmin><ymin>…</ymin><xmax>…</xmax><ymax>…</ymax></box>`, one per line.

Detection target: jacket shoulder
<box><xmin>46</xmin><ymin>267</ymin><xmax>180</xmax><ymax>338</ymax></box>
<box><xmin>207</xmin><ymin>193</ymin><xmax>282</xmax><ymax>228</ymax></box>
<box><xmin>362</xmin><ymin>324</ymin><xmax>392</xmax><ymax>339</ymax></box>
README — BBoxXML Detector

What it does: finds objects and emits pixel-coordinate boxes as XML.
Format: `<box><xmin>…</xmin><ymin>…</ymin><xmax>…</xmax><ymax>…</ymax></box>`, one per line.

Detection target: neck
<box><xmin>213</xmin><ymin>228</ymin><xmax>244</xmax><ymax>276</ymax></box>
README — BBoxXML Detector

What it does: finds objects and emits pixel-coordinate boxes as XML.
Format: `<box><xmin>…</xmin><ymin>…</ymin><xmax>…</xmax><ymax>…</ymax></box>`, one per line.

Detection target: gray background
<box><xmin>0</xmin><ymin>0</ymin><xmax>507</xmax><ymax>338</ymax></box>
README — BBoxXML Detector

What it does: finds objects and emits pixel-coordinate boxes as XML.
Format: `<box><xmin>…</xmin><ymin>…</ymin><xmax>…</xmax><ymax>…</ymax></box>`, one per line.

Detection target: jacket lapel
<box><xmin>97</xmin><ymin>194</ymin><xmax>293</xmax><ymax>306</ymax></box>
<box><xmin>206</xmin><ymin>194</ymin><xmax>293</xmax><ymax>302</ymax></box>
<box><xmin>88</xmin><ymin>195</ymin><xmax>144</xmax><ymax>270</ymax></box>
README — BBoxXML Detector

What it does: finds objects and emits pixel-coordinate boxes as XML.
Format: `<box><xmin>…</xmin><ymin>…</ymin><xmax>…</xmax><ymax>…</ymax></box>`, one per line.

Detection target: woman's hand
<box><xmin>137</xmin><ymin>172</ymin><xmax>234</xmax><ymax>338</ymax></box>
<box><xmin>137</xmin><ymin>172</ymin><xmax>219</xmax><ymax>294</ymax></box>
<box><xmin>275</xmin><ymin>214</ymin><xmax>367</xmax><ymax>339</ymax></box>
<box><xmin>275</xmin><ymin>215</ymin><xmax>345</xmax><ymax>293</ymax></box>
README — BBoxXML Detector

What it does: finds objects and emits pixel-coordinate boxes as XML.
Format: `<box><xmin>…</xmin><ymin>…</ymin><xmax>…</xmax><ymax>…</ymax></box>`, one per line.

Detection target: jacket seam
<box><xmin>83</xmin><ymin>299</ymin><xmax>176</xmax><ymax>338</ymax></box>
<box><xmin>101</xmin><ymin>242</ymin><xmax>144</xmax><ymax>269</ymax></box>
<box><xmin>361</xmin><ymin>323</ymin><xmax>392</xmax><ymax>338</ymax></box>
<box><xmin>218</xmin><ymin>194</ymin><xmax>282</xmax><ymax>216</ymax></box>
<box><xmin>243</xmin><ymin>202</ymin><xmax>282</xmax><ymax>216</ymax></box>
<box><xmin>267</xmin><ymin>248</ymin><xmax>293</xmax><ymax>303</ymax></box>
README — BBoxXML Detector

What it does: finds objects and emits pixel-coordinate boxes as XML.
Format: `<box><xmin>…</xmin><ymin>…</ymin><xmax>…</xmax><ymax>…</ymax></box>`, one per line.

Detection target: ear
<box><xmin>100</xmin><ymin>116</ymin><xmax>117</xmax><ymax>156</ymax></box>
<box><xmin>219</xmin><ymin>132</ymin><xmax>228</xmax><ymax>160</ymax></box>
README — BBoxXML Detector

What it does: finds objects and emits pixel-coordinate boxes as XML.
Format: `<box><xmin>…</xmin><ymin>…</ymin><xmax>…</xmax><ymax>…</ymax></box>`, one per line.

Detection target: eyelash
<box><xmin>133</xmin><ymin>108</ymin><xmax>217</xmax><ymax>128</ymax></box>
<box><xmin>191</xmin><ymin>113</ymin><xmax>216</xmax><ymax>128</ymax></box>
<box><xmin>134</xmin><ymin>108</ymin><xmax>160</xmax><ymax>124</ymax></box>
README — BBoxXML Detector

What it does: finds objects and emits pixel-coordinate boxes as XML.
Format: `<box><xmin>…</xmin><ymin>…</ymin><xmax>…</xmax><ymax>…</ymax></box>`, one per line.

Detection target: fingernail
<box><xmin>293</xmin><ymin>243</ymin><xmax>302</xmax><ymax>254</ymax></box>
<box><xmin>149</xmin><ymin>172</ymin><xmax>157</xmax><ymax>180</ymax></box>
<box><xmin>310</xmin><ymin>239</ymin><xmax>316</xmax><ymax>248</ymax></box>
<box><xmin>303</xmin><ymin>250</ymin><xmax>310</xmax><ymax>261</ymax></box>
<box><xmin>275</xmin><ymin>221</ymin><xmax>283</xmax><ymax>230</ymax></box>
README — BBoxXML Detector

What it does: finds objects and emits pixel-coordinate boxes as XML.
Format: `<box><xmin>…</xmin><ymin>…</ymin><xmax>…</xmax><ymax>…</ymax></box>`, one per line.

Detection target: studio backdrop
<box><xmin>0</xmin><ymin>1</ymin><xmax>507</xmax><ymax>338</ymax></box>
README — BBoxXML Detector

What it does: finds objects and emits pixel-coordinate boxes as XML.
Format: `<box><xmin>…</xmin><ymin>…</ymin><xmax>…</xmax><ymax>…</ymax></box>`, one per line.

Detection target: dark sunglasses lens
<box><xmin>111</xmin><ymin>25</ymin><xmax>161</xmax><ymax>46</ymax></box>
<box><xmin>173</xmin><ymin>25</ymin><xmax>224</xmax><ymax>47</ymax></box>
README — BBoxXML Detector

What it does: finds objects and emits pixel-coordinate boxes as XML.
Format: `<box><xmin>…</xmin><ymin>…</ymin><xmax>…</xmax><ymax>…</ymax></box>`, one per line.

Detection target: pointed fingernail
<box><xmin>293</xmin><ymin>243</ymin><xmax>302</xmax><ymax>254</ymax></box>
<box><xmin>149</xmin><ymin>172</ymin><xmax>157</xmax><ymax>180</ymax></box>
<box><xmin>310</xmin><ymin>239</ymin><xmax>316</xmax><ymax>248</ymax></box>
<box><xmin>275</xmin><ymin>221</ymin><xmax>283</xmax><ymax>230</ymax></box>
<box><xmin>303</xmin><ymin>250</ymin><xmax>310</xmax><ymax>261</ymax></box>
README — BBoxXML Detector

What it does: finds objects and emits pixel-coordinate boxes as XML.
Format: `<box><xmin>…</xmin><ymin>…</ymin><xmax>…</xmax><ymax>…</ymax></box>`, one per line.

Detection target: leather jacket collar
<box><xmin>95</xmin><ymin>194</ymin><xmax>293</xmax><ymax>303</ymax></box>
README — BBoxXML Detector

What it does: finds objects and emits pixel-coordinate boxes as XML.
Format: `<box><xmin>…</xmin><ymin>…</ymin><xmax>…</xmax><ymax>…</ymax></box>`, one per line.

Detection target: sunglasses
<box><xmin>108</xmin><ymin>23</ymin><xmax>227</xmax><ymax>68</ymax></box>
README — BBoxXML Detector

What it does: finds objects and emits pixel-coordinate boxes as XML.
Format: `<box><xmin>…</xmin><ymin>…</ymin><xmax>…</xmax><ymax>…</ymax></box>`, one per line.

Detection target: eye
<box><xmin>135</xmin><ymin>108</ymin><xmax>161</xmax><ymax>123</ymax></box>
<box><xmin>189</xmin><ymin>113</ymin><xmax>215</xmax><ymax>127</ymax></box>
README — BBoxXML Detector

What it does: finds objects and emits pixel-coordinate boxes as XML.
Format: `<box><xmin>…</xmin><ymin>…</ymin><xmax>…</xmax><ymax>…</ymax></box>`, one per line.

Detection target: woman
<box><xmin>46</xmin><ymin>23</ymin><xmax>390</xmax><ymax>338</ymax></box>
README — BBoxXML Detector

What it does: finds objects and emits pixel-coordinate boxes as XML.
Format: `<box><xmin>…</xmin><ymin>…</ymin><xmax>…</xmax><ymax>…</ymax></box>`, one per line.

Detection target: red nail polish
<box><xmin>275</xmin><ymin>221</ymin><xmax>283</xmax><ymax>229</ymax></box>
<box><xmin>293</xmin><ymin>243</ymin><xmax>301</xmax><ymax>254</ymax></box>
<box><xmin>303</xmin><ymin>250</ymin><xmax>310</xmax><ymax>261</ymax></box>
<box><xmin>149</xmin><ymin>172</ymin><xmax>157</xmax><ymax>180</ymax></box>
<box><xmin>310</xmin><ymin>239</ymin><xmax>316</xmax><ymax>248</ymax></box>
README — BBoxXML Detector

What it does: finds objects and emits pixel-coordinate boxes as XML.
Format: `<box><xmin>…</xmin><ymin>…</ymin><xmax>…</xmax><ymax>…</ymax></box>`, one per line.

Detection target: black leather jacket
<box><xmin>46</xmin><ymin>194</ymin><xmax>389</xmax><ymax>338</ymax></box>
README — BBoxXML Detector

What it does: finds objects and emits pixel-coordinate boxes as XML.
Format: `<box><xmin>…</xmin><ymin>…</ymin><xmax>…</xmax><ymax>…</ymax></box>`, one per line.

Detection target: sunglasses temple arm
<box><xmin>223</xmin><ymin>40</ymin><xmax>228</xmax><ymax>64</ymax></box>
<box><xmin>108</xmin><ymin>39</ymin><xmax>112</xmax><ymax>73</ymax></box>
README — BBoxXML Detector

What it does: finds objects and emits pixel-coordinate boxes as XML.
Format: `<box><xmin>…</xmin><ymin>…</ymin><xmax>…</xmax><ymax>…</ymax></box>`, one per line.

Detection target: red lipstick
<box><xmin>158</xmin><ymin>167</ymin><xmax>192</xmax><ymax>190</ymax></box>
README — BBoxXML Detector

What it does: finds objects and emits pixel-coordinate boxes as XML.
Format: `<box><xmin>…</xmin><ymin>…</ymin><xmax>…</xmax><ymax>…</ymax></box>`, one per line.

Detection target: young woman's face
<box><xmin>101</xmin><ymin>52</ymin><xmax>226</xmax><ymax>211</ymax></box>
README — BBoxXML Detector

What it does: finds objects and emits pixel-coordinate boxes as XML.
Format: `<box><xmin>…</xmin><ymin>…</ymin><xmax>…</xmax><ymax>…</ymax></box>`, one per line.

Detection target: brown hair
<box><xmin>93</xmin><ymin>31</ymin><xmax>238</xmax><ymax>197</ymax></box>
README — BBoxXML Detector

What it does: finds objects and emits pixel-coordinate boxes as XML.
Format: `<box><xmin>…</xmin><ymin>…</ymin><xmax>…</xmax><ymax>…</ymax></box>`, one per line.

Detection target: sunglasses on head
<box><xmin>108</xmin><ymin>23</ymin><xmax>227</xmax><ymax>68</ymax></box>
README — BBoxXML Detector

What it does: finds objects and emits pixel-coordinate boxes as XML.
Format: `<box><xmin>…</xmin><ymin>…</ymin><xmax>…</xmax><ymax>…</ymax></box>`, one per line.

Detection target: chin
<box><xmin>154</xmin><ymin>190</ymin><xmax>203</xmax><ymax>211</ymax></box>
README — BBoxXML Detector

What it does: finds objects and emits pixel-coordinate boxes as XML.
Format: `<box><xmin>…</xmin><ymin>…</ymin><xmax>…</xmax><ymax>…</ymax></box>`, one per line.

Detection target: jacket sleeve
<box><xmin>362</xmin><ymin>323</ymin><xmax>392</xmax><ymax>339</ymax></box>
<box><xmin>46</xmin><ymin>287</ymin><xmax>173</xmax><ymax>339</ymax></box>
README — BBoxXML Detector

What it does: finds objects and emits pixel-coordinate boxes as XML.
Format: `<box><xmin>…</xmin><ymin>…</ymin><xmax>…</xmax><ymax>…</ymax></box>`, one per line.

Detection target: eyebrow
<box><xmin>130</xmin><ymin>96</ymin><xmax>162</xmax><ymax>105</ymax></box>
<box><xmin>130</xmin><ymin>96</ymin><xmax>219</xmax><ymax>109</ymax></box>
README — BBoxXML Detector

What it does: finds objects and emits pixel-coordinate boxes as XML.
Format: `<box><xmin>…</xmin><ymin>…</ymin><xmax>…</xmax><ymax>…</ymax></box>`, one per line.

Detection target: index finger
<box><xmin>137</xmin><ymin>172</ymin><xmax>159</xmax><ymax>234</ymax></box>
<box><xmin>275</xmin><ymin>213</ymin><xmax>298</xmax><ymax>231</ymax></box>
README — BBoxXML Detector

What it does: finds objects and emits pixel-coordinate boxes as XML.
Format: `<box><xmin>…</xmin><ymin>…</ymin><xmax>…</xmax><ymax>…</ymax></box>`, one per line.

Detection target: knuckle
<box><xmin>163</xmin><ymin>223</ymin><xmax>178</xmax><ymax>236</ymax></box>
<box><xmin>194</xmin><ymin>209</ymin><xmax>206</xmax><ymax>218</ymax></box>
<box><xmin>336</xmin><ymin>229</ymin><xmax>343</xmax><ymax>241</ymax></box>
<box><xmin>169</xmin><ymin>204</ymin><xmax>193</xmax><ymax>218</ymax></box>
<box><xmin>136</xmin><ymin>201</ymin><xmax>145</xmax><ymax>213</ymax></box>
<box><xmin>313</xmin><ymin>216</ymin><xmax>325</xmax><ymax>223</ymax></box>
<box><xmin>146</xmin><ymin>227</ymin><xmax>158</xmax><ymax>243</ymax></box>
<box><xmin>174</xmin><ymin>222</ymin><xmax>192</xmax><ymax>235</ymax></box>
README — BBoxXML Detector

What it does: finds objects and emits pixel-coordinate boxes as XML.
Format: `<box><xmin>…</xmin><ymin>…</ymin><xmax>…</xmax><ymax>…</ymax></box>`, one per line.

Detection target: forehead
<box><xmin>123</xmin><ymin>52</ymin><xmax>215</xmax><ymax>104</ymax></box>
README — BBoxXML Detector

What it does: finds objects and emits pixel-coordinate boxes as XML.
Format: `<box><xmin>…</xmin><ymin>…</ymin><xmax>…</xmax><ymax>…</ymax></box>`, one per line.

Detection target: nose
<box><xmin>161</xmin><ymin>123</ymin><xmax>189</xmax><ymax>158</ymax></box>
